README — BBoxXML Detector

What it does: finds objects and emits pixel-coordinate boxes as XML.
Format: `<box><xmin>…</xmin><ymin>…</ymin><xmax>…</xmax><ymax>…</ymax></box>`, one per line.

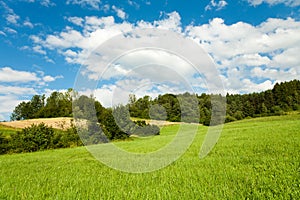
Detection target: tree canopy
<box><xmin>10</xmin><ymin>79</ymin><xmax>300</xmax><ymax>130</ymax></box>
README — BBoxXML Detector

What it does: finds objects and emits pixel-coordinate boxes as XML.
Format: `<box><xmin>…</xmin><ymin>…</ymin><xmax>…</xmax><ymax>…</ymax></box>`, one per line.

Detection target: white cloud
<box><xmin>1</xmin><ymin>1</ymin><xmax>19</xmax><ymax>25</ymax></box>
<box><xmin>112</xmin><ymin>5</ymin><xmax>127</xmax><ymax>20</ymax></box>
<box><xmin>102</xmin><ymin>4</ymin><xmax>110</xmax><ymax>12</ymax></box>
<box><xmin>222</xmin><ymin>53</ymin><xmax>271</xmax><ymax>68</ymax></box>
<box><xmin>127</xmin><ymin>0</ymin><xmax>140</xmax><ymax>9</ymax></box>
<box><xmin>6</xmin><ymin>13</ymin><xmax>20</xmax><ymax>24</ymax></box>
<box><xmin>0</xmin><ymin>95</ymin><xmax>25</xmax><ymax>120</ymax></box>
<box><xmin>43</xmin><ymin>75</ymin><xmax>63</xmax><ymax>82</ymax></box>
<box><xmin>40</xmin><ymin>0</ymin><xmax>55</xmax><ymax>7</ymax></box>
<box><xmin>22</xmin><ymin>0</ymin><xmax>55</xmax><ymax>7</ymax></box>
<box><xmin>23</xmin><ymin>17</ymin><xmax>34</xmax><ymax>28</ymax></box>
<box><xmin>186</xmin><ymin>17</ymin><xmax>300</xmax><ymax>92</ymax></box>
<box><xmin>66</xmin><ymin>0</ymin><xmax>102</xmax><ymax>10</ymax></box>
<box><xmin>0</xmin><ymin>85</ymin><xmax>37</xmax><ymax>121</ymax></box>
<box><xmin>0</xmin><ymin>85</ymin><xmax>36</xmax><ymax>95</ymax></box>
<box><xmin>185</xmin><ymin>17</ymin><xmax>300</xmax><ymax>66</ymax></box>
<box><xmin>205</xmin><ymin>0</ymin><xmax>228</xmax><ymax>11</ymax></box>
<box><xmin>32</xmin><ymin>13</ymin><xmax>300</xmax><ymax>97</ymax></box>
<box><xmin>247</xmin><ymin>0</ymin><xmax>300</xmax><ymax>6</ymax></box>
<box><xmin>4</xmin><ymin>27</ymin><xmax>17</xmax><ymax>34</ymax></box>
<box><xmin>67</xmin><ymin>16</ymin><xmax>84</xmax><ymax>26</ymax></box>
<box><xmin>0</xmin><ymin>67</ymin><xmax>63</xmax><ymax>120</ymax></box>
<box><xmin>0</xmin><ymin>67</ymin><xmax>40</xmax><ymax>82</ymax></box>
<box><xmin>241</xmin><ymin>79</ymin><xmax>274</xmax><ymax>93</ymax></box>
<box><xmin>0</xmin><ymin>67</ymin><xmax>61</xmax><ymax>85</ymax></box>
<box><xmin>271</xmin><ymin>47</ymin><xmax>300</xmax><ymax>68</ymax></box>
<box><xmin>0</xmin><ymin>31</ymin><xmax>6</xmax><ymax>36</ymax></box>
<box><xmin>252</xmin><ymin>67</ymin><xmax>298</xmax><ymax>82</ymax></box>
<box><xmin>33</xmin><ymin>45</ymin><xmax>47</xmax><ymax>55</ymax></box>
<box><xmin>137</xmin><ymin>11</ymin><xmax>182</xmax><ymax>32</ymax></box>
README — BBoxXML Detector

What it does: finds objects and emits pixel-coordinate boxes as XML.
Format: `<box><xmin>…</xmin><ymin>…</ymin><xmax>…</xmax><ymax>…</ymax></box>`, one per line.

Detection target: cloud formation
<box><xmin>112</xmin><ymin>5</ymin><xmax>127</xmax><ymax>20</ymax></box>
<box><xmin>66</xmin><ymin>0</ymin><xmax>101</xmax><ymax>10</ymax></box>
<box><xmin>30</xmin><ymin>12</ymin><xmax>300</xmax><ymax>106</ymax></box>
<box><xmin>0</xmin><ymin>67</ymin><xmax>63</xmax><ymax>120</ymax></box>
<box><xmin>247</xmin><ymin>0</ymin><xmax>300</xmax><ymax>7</ymax></box>
<box><xmin>205</xmin><ymin>0</ymin><xmax>228</xmax><ymax>11</ymax></box>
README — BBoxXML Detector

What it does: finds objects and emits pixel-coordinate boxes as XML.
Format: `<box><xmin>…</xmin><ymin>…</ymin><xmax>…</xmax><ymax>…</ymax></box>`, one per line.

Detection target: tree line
<box><xmin>128</xmin><ymin>79</ymin><xmax>300</xmax><ymax>125</ymax></box>
<box><xmin>10</xmin><ymin>79</ymin><xmax>300</xmax><ymax>127</ymax></box>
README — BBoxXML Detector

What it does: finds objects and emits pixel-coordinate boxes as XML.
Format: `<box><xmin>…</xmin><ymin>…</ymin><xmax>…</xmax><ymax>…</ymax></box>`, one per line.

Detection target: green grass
<box><xmin>0</xmin><ymin>115</ymin><xmax>299</xmax><ymax>199</ymax></box>
<box><xmin>0</xmin><ymin>125</ymin><xmax>19</xmax><ymax>136</ymax></box>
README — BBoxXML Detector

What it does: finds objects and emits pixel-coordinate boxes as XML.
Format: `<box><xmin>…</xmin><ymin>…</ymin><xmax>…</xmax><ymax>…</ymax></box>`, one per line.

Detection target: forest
<box><xmin>10</xmin><ymin>79</ymin><xmax>300</xmax><ymax>129</ymax></box>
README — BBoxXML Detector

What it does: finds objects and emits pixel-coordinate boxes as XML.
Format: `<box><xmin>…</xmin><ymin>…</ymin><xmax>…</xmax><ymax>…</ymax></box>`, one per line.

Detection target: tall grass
<box><xmin>0</xmin><ymin>114</ymin><xmax>299</xmax><ymax>199</ymax></box>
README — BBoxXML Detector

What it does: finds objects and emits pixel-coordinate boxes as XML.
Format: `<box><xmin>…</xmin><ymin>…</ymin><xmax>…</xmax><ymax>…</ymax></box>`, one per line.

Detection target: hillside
<box><xmin>0</xmin><ymin>114</ymin><xmax>299</xmax><ymax>199</ymax></box>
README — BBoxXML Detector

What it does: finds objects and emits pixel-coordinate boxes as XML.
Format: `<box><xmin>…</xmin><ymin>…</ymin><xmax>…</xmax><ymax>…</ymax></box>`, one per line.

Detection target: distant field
<box><xmin>0</xmin><ymin>117</ymin><xmax>73</xmax><ymax>130</ymax></box>
<box><xmin>0</xmin><ymin>114</ymin><xmax>299</xmax><ymax>199</ymax></box>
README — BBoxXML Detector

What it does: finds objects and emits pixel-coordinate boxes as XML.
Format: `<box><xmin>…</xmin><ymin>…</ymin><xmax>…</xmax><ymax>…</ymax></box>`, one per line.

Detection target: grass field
<box><xmin>0</xmin><ymin>114</ymin><xmax>299</xmax><ymax>199</ymax></box>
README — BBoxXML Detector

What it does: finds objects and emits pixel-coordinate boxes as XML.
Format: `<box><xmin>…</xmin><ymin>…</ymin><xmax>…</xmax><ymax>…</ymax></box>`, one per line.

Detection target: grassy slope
<box><xmin>0</xmin><ymin>114</ymin><xmax>299</xmax><ymax>199</ymax></box>
<box><xmin>0</xmin><ymin>124</ymin><xmax>19</xmax><ymax>136</ymax></box>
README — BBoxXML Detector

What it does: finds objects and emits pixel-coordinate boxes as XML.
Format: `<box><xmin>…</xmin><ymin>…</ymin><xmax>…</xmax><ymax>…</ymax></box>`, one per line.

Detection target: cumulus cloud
<box><xmin>66</xmin><ymin>0</ymin><xmax>102</xmax><ymax>10</ymax></box>
<box><xmin>0</xmin><ymin>1</ymin><xmax>20</xmax><ymax>25</ymax></box>
<box><xmin>1</xmin><ymin>1</ymin><xmax>36</xmax><ymax>34</ymax></box>
<box><xmin>0</xmin><ymin>85</ymin><xmax>36</xmax><ymax>95</ymax></box>
<box><xmin>137</xmin><ymin>11</ymin><xmax>182</xmax><ymax>32</ymax></box>
<box><xmin>67</xmin><ymin>16</ymin><xmax>84</xmax><ymax>26</ymax></box>
<box><xmin>112</xmin><ymin>5</ymin><xmax>127</xmax><ymax>20</ymax></box>
<box><xmin>33</xmin><ymin>45</ymin><xmax>47</xmax><ymax>55</ymax></box>
<box><xmin>0</xmin><ymin>67</ymin><xmax>63</xmax><ymax>120</ymax></box>
<box><xmin>0</xmin><ymin>95</ymin><xmax>26</xmax><ymax>120</ymax></box>
<box><xmin>0</xmin><ymin>67</ymin><xmax>61</xmax><ymax>84</ymax></box>
<box><xmin>0</xmin><ymin>67</ymin><xmax>40</xmax><ymax>82</ymax></box>
<box><xmin>205</xmin><ymin>0</ymin><xmax>228</xmax><ymax>11</ymax></box>
<box><xmin>185</xmin><ymin>17</ymin><xmax>300</xmax><ymax>91</ymax></box>
<box><xmin>247</xmin><ymin>0</ymin><xmax>300</xmax><ymax>7</ymax></box>
<box><xmin>32</xmin><ymin>12</ymin><xmax>300</xmax><ymax>98</ymax></box>
<box><xmin>6</xmin><ymin>13</ymin><xmax>20</xmax><ymax>24</ymax></box>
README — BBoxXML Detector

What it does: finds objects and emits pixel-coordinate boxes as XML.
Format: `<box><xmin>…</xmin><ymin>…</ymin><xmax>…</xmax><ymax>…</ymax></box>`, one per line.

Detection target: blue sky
<box><xmin>0</xmin><ymin>0</ymin><xmax>300</xmax><ymax>121</ymax></box>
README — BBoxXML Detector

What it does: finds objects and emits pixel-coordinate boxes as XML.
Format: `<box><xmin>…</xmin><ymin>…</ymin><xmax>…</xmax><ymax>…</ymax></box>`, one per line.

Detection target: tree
<box><xmin>11</xmin><ymin>102</ymin><xmax>30</xmax><ymax>121</ymax></box>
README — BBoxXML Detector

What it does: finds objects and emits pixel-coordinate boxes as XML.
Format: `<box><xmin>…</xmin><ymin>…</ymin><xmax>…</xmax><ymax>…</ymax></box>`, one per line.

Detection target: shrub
<box><xmin>0</xmin><ymin>132</ymin><xmax>9</xmax><ymax>155</ymax></box>
<box><xmin>11</xmin><ymin>123</ymin><xmax>54</xmax><ymax>153</ymax></box>
<box><xmin>133</xmin><ymin>120</ymin><xmax>160</xmax><ymax>136</ymax></box>
<box><xmin>225</xmin><ymin>115</ymin><xmax>237</xmax><ymax>123</ymax></box>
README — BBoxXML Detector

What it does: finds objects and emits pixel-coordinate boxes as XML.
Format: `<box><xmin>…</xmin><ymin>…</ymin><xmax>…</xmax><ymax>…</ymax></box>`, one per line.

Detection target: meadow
<box><xmin>0</xmin><ymin>114</ymin><xmax>299</xmax><ymax>199</ymax></box>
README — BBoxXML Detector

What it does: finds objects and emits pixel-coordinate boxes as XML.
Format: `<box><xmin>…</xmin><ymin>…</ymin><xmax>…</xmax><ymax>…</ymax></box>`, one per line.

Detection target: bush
<box><xmin>11</xmin><ymin>123</ymin><xmax>54</xmax><ymax>153</ymax></box>
<box><xmin>52</xmin><ymin>124</ymin><xmax>83</xmax><ymax>148</ymax></box>
<box><xmin>133</xmin><ymin>120</ymin><xmax>160</xmax><ymax>136</ymax></box>
<box><xmin>225</xmin><ymin>115</ymin><xmax>237</xmax><ymax>123</ymax></box>
<box><xmin>271</xmin><ymin>106</ymin><xmax>285</xmax><ymax>116</ymax></box>
<box><xmin>0</xmin><ymin>132</ymin><xmax>9</xmax><ymax>155</ymax></box>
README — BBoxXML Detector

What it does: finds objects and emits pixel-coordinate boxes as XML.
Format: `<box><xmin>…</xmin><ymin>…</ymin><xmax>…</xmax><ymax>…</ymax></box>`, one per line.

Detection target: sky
<box><xmin>0</xmin><ymin>0</ymin><xmax>300</xmax><ymax>121</ymax></box>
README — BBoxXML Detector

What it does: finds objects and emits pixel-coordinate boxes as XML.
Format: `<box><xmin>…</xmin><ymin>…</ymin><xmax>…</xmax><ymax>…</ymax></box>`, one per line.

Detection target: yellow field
<box><xmin>0</xmin><ymin>117</ymin><xmax>73</xmax><ymax>130</ymax></box>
